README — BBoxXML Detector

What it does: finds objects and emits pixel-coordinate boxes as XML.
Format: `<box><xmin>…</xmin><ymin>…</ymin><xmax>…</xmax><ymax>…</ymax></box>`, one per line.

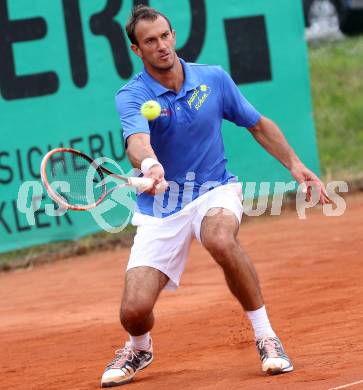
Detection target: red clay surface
<box><xmin>1</xmin><ymin>194</ymin><xmax>363</xmax><ymax>390</ymax></box>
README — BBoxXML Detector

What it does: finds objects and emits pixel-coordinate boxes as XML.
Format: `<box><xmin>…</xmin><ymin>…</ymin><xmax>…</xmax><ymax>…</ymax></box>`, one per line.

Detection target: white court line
<box><xmin>329</xmin><ymin>379</ymin><xmax>363</xmax><ymax>390</ymax></box>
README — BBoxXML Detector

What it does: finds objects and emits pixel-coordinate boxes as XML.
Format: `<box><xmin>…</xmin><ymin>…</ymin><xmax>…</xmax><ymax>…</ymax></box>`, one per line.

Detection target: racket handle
<box><xmin>128</xmin><ymin>177</ymin><xmax>168</xmax><ymax>194</ymax></box>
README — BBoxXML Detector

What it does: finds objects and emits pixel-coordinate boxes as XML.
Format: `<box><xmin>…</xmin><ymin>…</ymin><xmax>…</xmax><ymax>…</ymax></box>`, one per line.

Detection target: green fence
<box><xmin>0</xmin><ymin>0</ymin><xmax>319</xmax><ymax>253</ymax></box>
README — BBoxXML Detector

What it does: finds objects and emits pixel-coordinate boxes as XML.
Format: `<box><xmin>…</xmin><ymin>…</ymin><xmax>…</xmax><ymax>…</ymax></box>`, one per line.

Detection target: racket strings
<box><xmin>45</xmin><ymin>152</ymin><xmax>105</xmax><ymax>206</ymax></box>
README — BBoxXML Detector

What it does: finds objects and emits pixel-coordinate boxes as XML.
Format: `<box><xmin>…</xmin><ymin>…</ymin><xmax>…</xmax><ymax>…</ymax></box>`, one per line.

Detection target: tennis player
<box><xmin>101</xmin><ymin>5</ymin><xmax>329</xmax><ymax>387</ymax></box>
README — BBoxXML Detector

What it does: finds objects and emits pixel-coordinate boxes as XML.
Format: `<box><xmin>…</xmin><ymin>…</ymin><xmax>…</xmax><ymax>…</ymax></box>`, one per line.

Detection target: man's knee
<box><xmin>203</xmin><ymin>229</ymin><xmax>238</xmax><ymax>261</ymax></box>
<box><xmin>120</xmin><ymin>299</ymin><xmax>153</xmax><ymax>328</ymax></box>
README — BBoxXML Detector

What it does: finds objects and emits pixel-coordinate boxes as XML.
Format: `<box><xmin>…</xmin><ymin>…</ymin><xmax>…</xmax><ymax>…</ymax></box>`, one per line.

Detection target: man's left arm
<box><xmin>248</xmin><ymin>116</ymin><xmax>330</xmax><ymax>204</ymax></box>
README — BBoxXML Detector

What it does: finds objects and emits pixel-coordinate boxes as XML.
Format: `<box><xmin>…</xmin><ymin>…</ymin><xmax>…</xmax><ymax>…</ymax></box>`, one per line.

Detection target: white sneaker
<box><xmin>101</xmin><ymin>340</ymin><xmax>153</xmax><ymax>387</ymax></box>
<box><xmin>256</xmin><ymin>336</ymin><xmax>293</xmax><ymax>375</ymax></box>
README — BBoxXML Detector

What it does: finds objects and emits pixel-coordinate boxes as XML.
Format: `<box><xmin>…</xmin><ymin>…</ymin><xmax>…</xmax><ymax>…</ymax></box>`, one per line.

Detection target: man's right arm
<box><xmin>126</xmin><ymin>133</ymin><xmax>158</xmax><ymax>168</ymax></box>
<box><xmin>115</xmin><ymin>89</ymin><xmax>167</xmax><ymax>193</ymax></box>
<box><xmin>126</xmin><ymin>133</ymin><xmax>166</xmax><ymax>194</ymax></box>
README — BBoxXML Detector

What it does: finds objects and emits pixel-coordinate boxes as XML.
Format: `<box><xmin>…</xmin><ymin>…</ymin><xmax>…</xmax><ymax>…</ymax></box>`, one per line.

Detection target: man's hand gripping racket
<box><xmin>143</xmin><ymin>162</ymin><xmax>167</xmax><ymax>196</ymax></box>
<box><xmin>40</xmin><ymin>148</ymin><xmax>168</xmax><ymax>211</ymax></box>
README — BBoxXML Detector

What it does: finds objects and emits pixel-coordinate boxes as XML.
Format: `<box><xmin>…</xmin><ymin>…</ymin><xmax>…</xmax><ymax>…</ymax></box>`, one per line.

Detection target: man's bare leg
<box><xmin>200</xmin><ymin>208</ymin><xmax>263</xmax><ymax>311</ymax></box>
<box><xmin>200</xmin><ymin>208</ymin><xmax>293</xmax><ymax>375</ymax></box>
<box><xmin>120</xmin><ymin>266</ymin><xmax>169</xmax><ymax>336</ymax></box>
<box><xmin>101</xmin><ymin>266</ymin><xmax>169</xmax><ymax>387</ymax></box>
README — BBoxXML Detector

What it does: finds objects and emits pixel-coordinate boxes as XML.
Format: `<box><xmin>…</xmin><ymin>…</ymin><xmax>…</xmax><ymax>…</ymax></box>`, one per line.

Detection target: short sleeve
<box><xmin>115</xmin><ymin>88</ymin><xmax>150</xmax><ymax>146</ymax></box>
<box><xmin>219</xmin><ymin>68</ymin><xmax>261</xmax><ymax>128</ymax></box>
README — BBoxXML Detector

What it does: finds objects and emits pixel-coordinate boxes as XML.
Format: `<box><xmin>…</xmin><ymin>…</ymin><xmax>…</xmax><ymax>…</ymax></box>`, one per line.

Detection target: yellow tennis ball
<box><xmin>140</xmin><ymin>100</ymin><xmax>161</xmax><ymax>121</ymax></box>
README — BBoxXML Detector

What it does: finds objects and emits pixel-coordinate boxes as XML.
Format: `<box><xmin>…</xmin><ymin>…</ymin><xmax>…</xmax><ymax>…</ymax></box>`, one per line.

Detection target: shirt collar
<box><xmin>141</xmin><ymin>57</ymin><xmax>200</xmax><ymax>97</ymax></box>
<box><xmin>180</xmin><ymin>58</ymin><xmax>200</xmax><ymax>92</ymax></box>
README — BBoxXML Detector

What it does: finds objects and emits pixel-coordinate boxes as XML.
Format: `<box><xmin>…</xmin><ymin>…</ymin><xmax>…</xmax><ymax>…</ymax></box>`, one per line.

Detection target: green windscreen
<box><xmin>0</xmin><ymin>0</ymin><xmax>318</xmax><ymax>253</ymax></box>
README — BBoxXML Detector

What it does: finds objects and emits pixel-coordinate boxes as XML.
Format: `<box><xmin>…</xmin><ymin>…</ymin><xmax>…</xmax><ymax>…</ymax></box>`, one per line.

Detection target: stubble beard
<box><xmin>151</xmin><ymin>51</ymin><xmax>176</xmax><ymax>73</ymax></box>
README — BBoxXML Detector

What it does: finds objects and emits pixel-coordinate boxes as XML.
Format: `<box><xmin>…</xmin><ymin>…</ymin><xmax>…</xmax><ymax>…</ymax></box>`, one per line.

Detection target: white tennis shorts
<box><xmin>127</xmin><ymin>183</ymin><xmax>243</xmax><ymax>290</ymax></box>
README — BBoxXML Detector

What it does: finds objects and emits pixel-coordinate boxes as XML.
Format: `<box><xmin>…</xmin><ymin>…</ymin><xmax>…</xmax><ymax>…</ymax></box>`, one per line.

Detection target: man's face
<box><xmin>132</xmin><ymin>16</ymin><xmax>176</xmax><ymax>71</ymax></box>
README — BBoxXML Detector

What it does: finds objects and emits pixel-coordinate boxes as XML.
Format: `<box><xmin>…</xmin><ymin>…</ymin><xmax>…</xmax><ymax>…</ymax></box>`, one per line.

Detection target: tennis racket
<box><xmin>40</xmin><ymin>148</ymin><xmax>168</xmax><ymax>211</ymax></box>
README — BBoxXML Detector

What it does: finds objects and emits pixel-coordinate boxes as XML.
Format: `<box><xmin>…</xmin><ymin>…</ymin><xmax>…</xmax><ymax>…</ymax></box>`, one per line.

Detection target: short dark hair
<box><xmin>125</xmin><ymin>5</ymin><xmax>173</xmax><ymax>45</ymax></box>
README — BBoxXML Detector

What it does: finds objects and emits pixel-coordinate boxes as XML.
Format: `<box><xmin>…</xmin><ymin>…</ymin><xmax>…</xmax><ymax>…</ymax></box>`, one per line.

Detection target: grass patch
<box><xmin>309</xmin><ymin>36</ymin><xmax>363</xmax><ymax>180</ymax></box>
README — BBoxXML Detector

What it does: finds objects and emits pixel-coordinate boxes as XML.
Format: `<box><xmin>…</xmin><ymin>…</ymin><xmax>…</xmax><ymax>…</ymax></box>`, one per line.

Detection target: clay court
<box><xmin>1</xmin><ymin>193</ymin><xmax>363</xmax><ymax>390</ymax></box>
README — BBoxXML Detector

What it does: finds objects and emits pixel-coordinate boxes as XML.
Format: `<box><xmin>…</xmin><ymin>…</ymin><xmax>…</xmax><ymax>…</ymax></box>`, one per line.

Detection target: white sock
<box><xmin>129</xmin><ymin>332</ymin><xmax>151</xmax><ymax>351</ymax></box>
<box><xmin>246</xmin><ymin>306</ymin><xmax>276</xmax><ymax>340</ymax></box>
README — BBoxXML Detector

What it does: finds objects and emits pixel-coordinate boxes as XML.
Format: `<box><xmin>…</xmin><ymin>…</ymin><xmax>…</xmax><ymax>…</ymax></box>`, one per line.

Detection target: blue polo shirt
<box><xmin>115</xmin><ymin>58</ymin><xmax>261</xmax><ymax>217</ymax></box>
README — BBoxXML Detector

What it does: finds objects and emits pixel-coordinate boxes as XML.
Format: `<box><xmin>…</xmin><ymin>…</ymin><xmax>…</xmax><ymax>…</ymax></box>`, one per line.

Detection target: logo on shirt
<box><xmin>160</xmin><ymin>108</ymin><xmax>171</xmax><ymax>117</ymax></box>
<box><xmin>187</xmin><ymin>84</ymin><xmax>211</xmax><ymax>111</ymax></box>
